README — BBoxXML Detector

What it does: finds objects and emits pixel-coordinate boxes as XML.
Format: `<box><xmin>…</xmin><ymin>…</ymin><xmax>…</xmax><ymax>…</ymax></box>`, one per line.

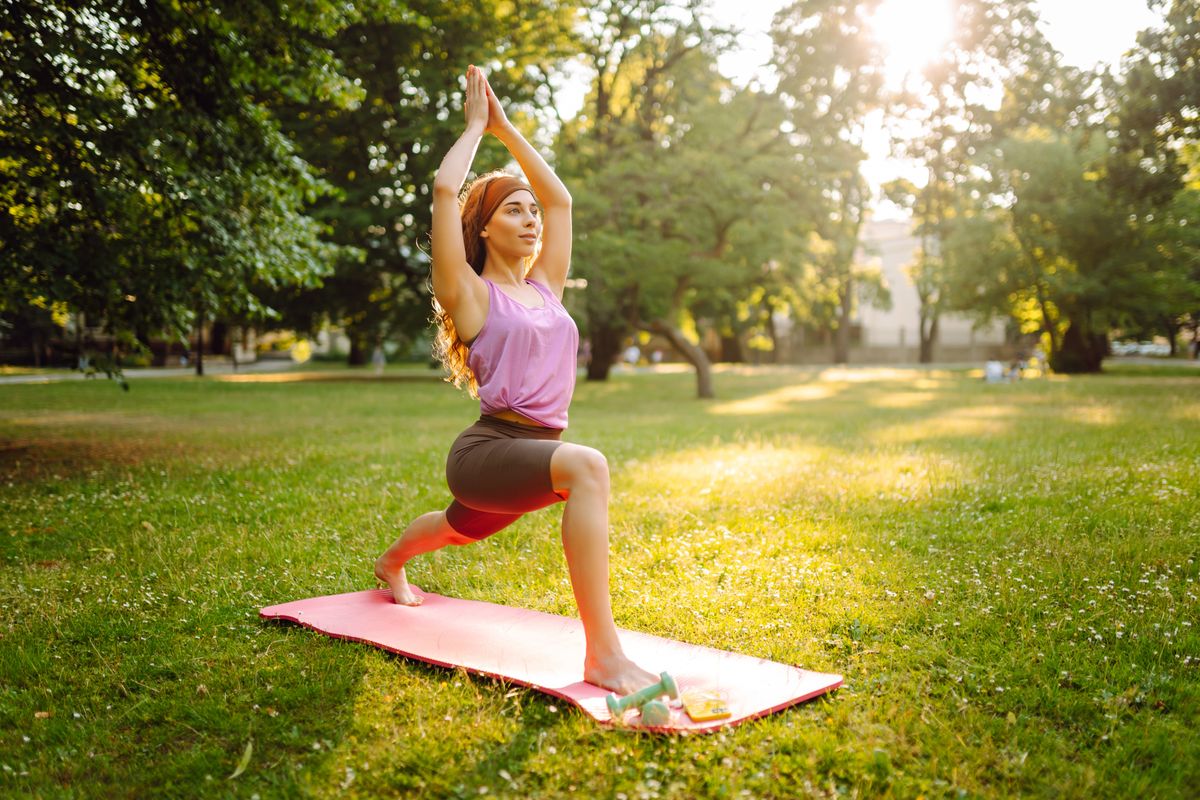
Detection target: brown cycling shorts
<box><xmin>444</xmin><ymin>415</ymin><xmax>566</xmax><ymax>539</ymax></box>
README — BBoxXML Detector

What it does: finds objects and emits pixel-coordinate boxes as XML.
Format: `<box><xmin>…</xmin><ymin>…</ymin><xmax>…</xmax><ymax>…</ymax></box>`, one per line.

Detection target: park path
<box><xmin>1</xmin><ymin>355</ymin><xmax>1196</xmax><ymax>386</ymax></box>
<box><xmin>0</xmin><ymin>358</ymin><xmax>300</xmax><ymax>384</ymax></box>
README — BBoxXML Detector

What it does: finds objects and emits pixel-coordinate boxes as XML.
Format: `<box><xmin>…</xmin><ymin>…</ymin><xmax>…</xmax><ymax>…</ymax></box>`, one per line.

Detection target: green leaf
<box><xmin>228</xmin><ymin>738</ymin><xmax>253</xmax><ymax>780</ymax></box>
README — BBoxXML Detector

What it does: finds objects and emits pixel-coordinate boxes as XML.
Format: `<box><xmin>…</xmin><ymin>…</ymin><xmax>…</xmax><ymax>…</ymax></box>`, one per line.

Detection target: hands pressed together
<box><xmin>455</xmin><ymin>63</ymin><xmax>569</xmax><ymax>208</ymax></box>
<box><xmin>465</xmin><ymin>64</ymin><xmax>511</xmax><ymax>135</ymax></box>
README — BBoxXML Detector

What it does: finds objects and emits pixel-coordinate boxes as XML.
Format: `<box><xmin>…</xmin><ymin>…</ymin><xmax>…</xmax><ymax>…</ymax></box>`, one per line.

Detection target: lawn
<box><xmin>1</xmin><ymin>364</ymin><xmax>1197</xmax><ymax>798</ymax></box>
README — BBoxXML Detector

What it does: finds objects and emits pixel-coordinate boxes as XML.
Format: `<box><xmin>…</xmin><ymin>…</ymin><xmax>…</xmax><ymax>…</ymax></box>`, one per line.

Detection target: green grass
<box><xmin>1</xmin><ymin>365</ymin><xmax>1197</xmax><ymax>798</ymax></box>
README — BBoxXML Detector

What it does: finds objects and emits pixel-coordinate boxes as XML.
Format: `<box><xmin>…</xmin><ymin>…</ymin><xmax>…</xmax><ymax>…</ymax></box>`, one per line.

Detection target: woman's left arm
<box><xmin>484</xmin><ymin>77</ymin><xmax>572</xmax><ymax>297</ymax></box>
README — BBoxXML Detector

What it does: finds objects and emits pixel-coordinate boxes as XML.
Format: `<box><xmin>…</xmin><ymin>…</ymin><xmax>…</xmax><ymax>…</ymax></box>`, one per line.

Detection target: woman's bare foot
<box><xmin>584</xmin><ymin>651</ymin><xmax>660</xmax><ymax>695</ymax></box>
<box><xmin>374</xmin><ymin>558</ymin><xmax>423</xmax><ymax>606</ymax></box>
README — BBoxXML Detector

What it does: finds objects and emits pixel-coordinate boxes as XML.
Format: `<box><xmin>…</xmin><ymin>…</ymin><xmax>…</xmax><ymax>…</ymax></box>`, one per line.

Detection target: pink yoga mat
<box><xmin>260</xmin><ymin>587</ymin><xmax>841</xmax><ymax>734</ymax></box>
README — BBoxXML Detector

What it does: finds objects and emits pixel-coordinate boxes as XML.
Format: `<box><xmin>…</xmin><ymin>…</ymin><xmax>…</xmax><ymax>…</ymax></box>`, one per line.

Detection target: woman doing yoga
<box><xmin>374</xmin><ymin>65</ymin><xmax>659</xmax><ymax>695</ymax></box>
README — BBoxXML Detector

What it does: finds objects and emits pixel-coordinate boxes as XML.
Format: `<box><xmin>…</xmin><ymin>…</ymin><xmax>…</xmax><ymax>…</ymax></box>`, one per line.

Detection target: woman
<box><xmin>374</xmin><ymin>65</ymin><xmax>658</xmax><ymax>695</ymax></box>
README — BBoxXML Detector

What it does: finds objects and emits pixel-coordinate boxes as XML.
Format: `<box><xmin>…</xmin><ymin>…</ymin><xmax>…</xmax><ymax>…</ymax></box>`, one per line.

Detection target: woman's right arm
<box><xmin>430</xmin><ymin>66</ymin><xmax>489</xmax><ymax>311</ymax></box>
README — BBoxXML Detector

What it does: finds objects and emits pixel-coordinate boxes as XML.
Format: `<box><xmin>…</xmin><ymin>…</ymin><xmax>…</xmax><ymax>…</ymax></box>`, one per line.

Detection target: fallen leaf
<box><xmin>228</xmin><ymin>739</ymin><xmax>253</xmax><ymax>780</ymax></box>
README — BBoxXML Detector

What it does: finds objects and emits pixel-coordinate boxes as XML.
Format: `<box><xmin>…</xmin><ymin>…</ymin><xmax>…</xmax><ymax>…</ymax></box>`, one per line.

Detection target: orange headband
<box><xmin>478</xmin><ymin>176</ymin><xmax>536</xmax><ymax>228</ymax></box>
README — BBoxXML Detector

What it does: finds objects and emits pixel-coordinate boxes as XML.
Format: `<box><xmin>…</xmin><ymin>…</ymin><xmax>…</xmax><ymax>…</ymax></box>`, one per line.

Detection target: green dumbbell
<box><xmin>605</xmin><ymin>672</ymin><xmax>679</xmax><ymax>723</ymax></box>
<box><xmin>638</xmin><ymin>699</ymin><xmax>671</xmax><ymax>726</ymax></box>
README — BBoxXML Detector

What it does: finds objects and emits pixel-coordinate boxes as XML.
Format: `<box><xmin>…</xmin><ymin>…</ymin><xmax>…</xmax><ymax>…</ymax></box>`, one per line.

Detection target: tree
<box><xmin>1110</xmin><ymin>0</ymin><xmax>1200</xmax><ymax>351</ymax></box>
<box><xmin>558</xmin><ymin>0</ymin><xmax>858</xmax><ymax>398</ymax></box>
<box><xmin>923</xmin><ymin>0</ymin><xmax>1156</xmax><ymax>372</ymax></box>
<box><xmin>885</xmin><ymin>0</ymin><xmax>1065</xmax><ymax>363</ymax></box>
<box><xmin>636</xmin><ymin>72</ymin><xmax>814</xmax><ymax>395</ymax></box>
<box><xmin>933</xmin><ymin>0</ymin><xmax>1200</xmax><ymax>372</ymax></box>
<box><xmin>556</xmin><ymin>0</ymin><xmax>743</xmax><ymax>394</ymax></box>
<box><xmin>267</xmin><ymin>1</ymin><xmax>582</xmax><ymax>364</ymax></box>
<box><xmin>1116</xmin><ymin>185</ymin><xmax>1200</xmax><ymax>353</ymax></box>
<box><xmin>942</xmin><ymin>129</ymin><xmax>1180</xmax><ymax>373</ymax></box>
<box><xmin>882</xmin><ymin>177</ymin><xmax>944</xmax><ymax>361</ymax></box>
<box><xmin>0</xmin><ymin>0</ymin><xmax>365</xmax><ymax>380</ymax></box>
<box><xmin>559</xmin><ymin>0</ymin><xmax>897</xmax><ymax>394</ymax></box>
<box><xmin>769</xmin><ymin>0</ymin><xmax>887</xmax><ymax>364</ymax></box>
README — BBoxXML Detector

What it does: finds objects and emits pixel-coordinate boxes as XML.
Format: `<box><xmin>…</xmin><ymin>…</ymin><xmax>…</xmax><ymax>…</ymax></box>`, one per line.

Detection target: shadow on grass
<box><xmin>287</xmin><ymin>634</ymin><xmax>590</xmax><ymax>796</ymax></box>
<box><xmin>0</xmin><ymin>436</ymin><xmax>192</xmax><ymax>483</ymax></box>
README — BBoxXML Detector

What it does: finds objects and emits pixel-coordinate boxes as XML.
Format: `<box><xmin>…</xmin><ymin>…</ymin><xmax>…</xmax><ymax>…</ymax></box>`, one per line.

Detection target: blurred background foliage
<box><xmin>1</xmin><ymin>0</ymin><xmax>1198</xmax><ymax>383</ymax></box>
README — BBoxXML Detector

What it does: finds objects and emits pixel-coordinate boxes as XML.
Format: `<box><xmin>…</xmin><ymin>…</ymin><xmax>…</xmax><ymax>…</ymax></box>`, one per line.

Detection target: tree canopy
<box><xmin>4</xmin><ymin>0</ymin><xmax>1198</xmax><ymax>385</ymax></box>
<box><xmin>888</xmin><ymin>0</ymin><xmax>1200</xmax><ymax>370</ymax></box>
<box><xmin>1</xmin><ymin>0</ymin><xmax>366</xmax><ymax>379</ymax></box>
<box><xmin>264</xmin><ymin>0</ymin><xmax>581</xmax><ymax>364</ymax></box>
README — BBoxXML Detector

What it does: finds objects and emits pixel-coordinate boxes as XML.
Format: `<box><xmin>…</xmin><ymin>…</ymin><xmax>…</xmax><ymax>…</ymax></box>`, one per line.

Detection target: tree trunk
<box><xmin>195</xmin><ymin>306</ymin><xmax>205</xmax><ymax>377</ymax></box>
<box><xmin>75</xmin><ymin>312</ymin><xmax>84</xmax><ymax>369</ymax></box>
<box><xmin>1049</xmin><ymin>319</ymin><xmax>1105</xmax><ymax>373</ymax></box>
<box><xmin>347</xmin><ymin>332</ymin><xmax>368</xmax><ymax>366</ymax></box>
<box><xmin>834</xmin><ymin>283</ymin><xmax>852</xmax><ymax>365</ymax></box>
<box><xmin>766</xmin><ymin>310</ymin><xmax>781</xmax><ymax>364</ymax></box>
<box><xmin>1162</xmin><ymin>315</ymin><xmax>1179</xmax><ymax>357</ymax></box>
<box><xmin>649</xmin><ymin>320</ymin><xmax>714</xmax><ymax>399</ymax></box>
<box><xmin>210</xmin><ymin>320</ymin><xmax>227</xmax><ymax>356</ymax></box>
<box><xmin>1034</xmin><ymin>281</ymin><xmax>1060</xmax><ymax>357</ymax></box>
<box><xmin>586</xmin><ymin>321</ymin><xmax>623</xmax><ymax>381</ymax></box>
<box><xmin>719</xmin><ymin>333</ymin><xmax>744</xmax><ymax>363</ymax></box>
<box><xmin>919</xmin><ymin>312</ymin><xmax>939</xmax><ymax>363</ymax></box>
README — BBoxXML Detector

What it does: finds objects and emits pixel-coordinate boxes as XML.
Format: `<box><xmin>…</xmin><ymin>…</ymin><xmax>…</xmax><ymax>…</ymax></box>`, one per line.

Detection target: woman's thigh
<box><xmin>447</xmin><ymin>435</ymin><xmax>565</xmax><ymax>515</ymax></box>
<box><xmin>548</xmin><ymin>443</ymin><xmax>609</xmax><ymax>499</ymax></box>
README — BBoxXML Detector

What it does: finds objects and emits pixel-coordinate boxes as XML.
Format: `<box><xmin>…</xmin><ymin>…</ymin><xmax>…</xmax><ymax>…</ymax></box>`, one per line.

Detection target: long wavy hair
<box><xmin>431</xmin><ymin>170</ymin><xmax>539</xmax><ymax>397</ymax></box>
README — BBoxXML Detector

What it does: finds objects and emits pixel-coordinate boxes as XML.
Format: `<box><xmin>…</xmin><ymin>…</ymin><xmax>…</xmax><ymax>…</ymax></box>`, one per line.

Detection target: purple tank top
<box><xmin>467</xmin><ymin>278</ymin><xmax>579</xmax><ymax>429</ymax></box>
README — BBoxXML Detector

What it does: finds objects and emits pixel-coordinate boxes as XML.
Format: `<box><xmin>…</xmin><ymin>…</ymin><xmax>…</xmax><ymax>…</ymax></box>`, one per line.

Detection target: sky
<box><xmin>553</xmin><ymin>0</ymin><xmax>1166</xmax><ymax>216</ymax></box>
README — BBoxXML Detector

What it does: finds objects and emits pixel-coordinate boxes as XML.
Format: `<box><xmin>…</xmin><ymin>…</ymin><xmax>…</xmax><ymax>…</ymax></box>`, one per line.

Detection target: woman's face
<box><xmin>482</xmin><ymin>189</ymin><xmax>541</xmax><ymax>256</ymax></box>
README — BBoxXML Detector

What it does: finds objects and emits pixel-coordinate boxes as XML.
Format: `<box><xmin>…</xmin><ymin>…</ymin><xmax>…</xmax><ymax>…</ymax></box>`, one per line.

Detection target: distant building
<box><xmin>852</xmin><ymin>218</ymin><xmax>1008</xmax><ymax>362</ymax></box>
<box><xmin>685</xmin><ymin>217</ymin><xmax>1012</xmax><ymax>366</ymax></box>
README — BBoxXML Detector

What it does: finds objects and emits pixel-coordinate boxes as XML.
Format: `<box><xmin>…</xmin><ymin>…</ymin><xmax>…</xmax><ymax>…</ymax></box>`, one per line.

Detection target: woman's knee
<box><xmin>551</xmin><ymin>444</ymin><xmax>609</xmax><ymax>493</ymax></box>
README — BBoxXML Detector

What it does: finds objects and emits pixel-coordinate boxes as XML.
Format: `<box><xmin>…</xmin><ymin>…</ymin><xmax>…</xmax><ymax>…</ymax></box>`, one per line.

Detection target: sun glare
<box><xmin>869</xmin><ymin>0</ymin><xmax>953</xmax><ymax>87</ymax></box>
